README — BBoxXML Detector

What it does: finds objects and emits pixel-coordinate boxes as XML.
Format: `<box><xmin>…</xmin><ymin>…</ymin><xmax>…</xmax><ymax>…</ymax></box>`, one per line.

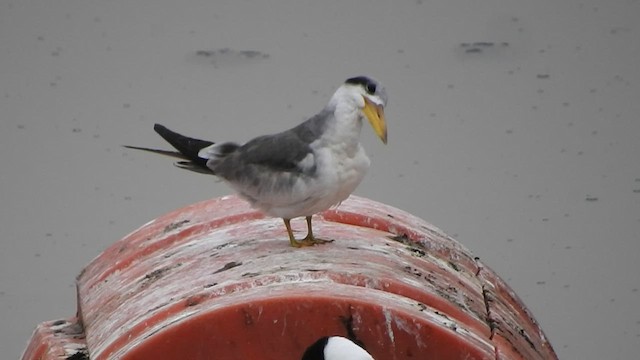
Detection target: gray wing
<box><xmin>213</xmin><ymin>131</ymin><xmax>316</xmax><ymax>180</ymax></box>
<box><xmin>210</xmin><ymin>111</ymin><xmax>329</xmax><ymax>201</ymax></box>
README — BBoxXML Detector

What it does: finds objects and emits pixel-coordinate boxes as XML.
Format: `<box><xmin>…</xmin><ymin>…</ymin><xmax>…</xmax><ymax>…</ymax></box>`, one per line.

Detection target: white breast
<box><xmin>242</xmin><ymin>88</ymin><xmax>372</xmax><ymax>219</ymax></box>
<box><xmin>307</xmin><ymin>141</ymin><xmax>370</xmax><ymax>213</ymax></box>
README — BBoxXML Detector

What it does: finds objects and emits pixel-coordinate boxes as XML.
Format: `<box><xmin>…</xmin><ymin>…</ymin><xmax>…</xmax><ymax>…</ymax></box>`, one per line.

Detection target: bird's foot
<box><xmin>290</xmin><ymin>236</ymin><xmax>334</xmax><ymax>248</ymax></box>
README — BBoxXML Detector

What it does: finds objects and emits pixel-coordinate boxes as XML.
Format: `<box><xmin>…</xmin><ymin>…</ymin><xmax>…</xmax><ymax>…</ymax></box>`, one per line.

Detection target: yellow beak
<box><xmin>363</xmin><ymin>97</ymin><xmax>387</xmax><ymax>144</ymax></box>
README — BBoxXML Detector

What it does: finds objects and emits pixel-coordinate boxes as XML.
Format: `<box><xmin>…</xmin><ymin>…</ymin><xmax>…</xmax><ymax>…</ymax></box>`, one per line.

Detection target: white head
<box><xmin>302</xmin><ymin>336</ymin><xmax>374</xmax><ymax>360</ymax></box>
<box><xmin>330</xmin><ymin>76</ymin><xmax>388</xmax><ymax>144</ymax></box>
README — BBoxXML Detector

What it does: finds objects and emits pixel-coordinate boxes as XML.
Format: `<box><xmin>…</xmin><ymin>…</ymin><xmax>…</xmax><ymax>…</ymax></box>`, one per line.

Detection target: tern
<box><xmin>302</xmin><ymin>336</ymin><xmax>374</xmax><ymax>360</ymax></box>
<box><xmin>125</xmin><ymin>76</ymin><xmax>387</xmax><ymax>247</ymax></box>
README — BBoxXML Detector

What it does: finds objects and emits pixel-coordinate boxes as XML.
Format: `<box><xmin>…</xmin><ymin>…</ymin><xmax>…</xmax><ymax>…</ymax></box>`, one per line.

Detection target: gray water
<box><xmin>1</xmin><ymin>1</ymin><xmax>639</xmax><ymax>359</ymax></box>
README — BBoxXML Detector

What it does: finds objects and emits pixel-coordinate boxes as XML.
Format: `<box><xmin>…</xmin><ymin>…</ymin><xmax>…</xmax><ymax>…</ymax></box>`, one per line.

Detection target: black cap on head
<box><xmin>345</xmin><ymin>76</ymin><xmax>377</xmax><ymax>95</ymax></box>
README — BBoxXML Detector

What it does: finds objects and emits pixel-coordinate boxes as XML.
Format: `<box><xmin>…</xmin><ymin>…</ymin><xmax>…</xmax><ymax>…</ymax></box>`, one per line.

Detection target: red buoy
<box><xmin>22</xmin><ymin>195</ymin><xmax>557</xmax><ymax>359</ymax></box>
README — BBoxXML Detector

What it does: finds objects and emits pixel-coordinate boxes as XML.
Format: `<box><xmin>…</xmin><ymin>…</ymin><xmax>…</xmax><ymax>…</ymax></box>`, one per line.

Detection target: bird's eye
<box><xmin>365</xmin><ymin>83</ymin><xmax>376</xmax><ymax>94</ymax></box>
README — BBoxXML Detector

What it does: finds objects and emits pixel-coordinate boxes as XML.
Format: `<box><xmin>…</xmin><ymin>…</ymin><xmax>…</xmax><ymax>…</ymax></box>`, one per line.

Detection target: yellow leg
<box><xmin>282</xmin><ymin>216</ymin><xmax>333</xmax><ymax>247</ymax></box>
<box><xmin>283</xmin><ymin>218</ymin><xmax>301</xmax><ymax>248</ymax></box>
<box><xmin>301</xmin><ymin>216</ymin><xmax>333</xmax><ymax>244</ymax></box>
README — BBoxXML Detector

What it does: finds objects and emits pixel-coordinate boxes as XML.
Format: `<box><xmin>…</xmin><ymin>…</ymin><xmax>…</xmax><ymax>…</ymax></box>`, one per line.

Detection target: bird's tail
<box><xmin>124</xmin><ymin>124</ymin><xmax>216</xmax><ymax>174</ymax></box>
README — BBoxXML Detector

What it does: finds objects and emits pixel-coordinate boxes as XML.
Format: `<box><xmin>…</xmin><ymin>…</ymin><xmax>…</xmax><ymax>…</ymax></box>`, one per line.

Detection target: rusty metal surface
<box><xmin>21</xmin><ymin>317</ymin><xmax>87</xmax><ymax>360</ymax></box>
<box><xmin>62</xmin><ymin>195</ymin><xmax>556</xmax><ymax>359</ymax></box>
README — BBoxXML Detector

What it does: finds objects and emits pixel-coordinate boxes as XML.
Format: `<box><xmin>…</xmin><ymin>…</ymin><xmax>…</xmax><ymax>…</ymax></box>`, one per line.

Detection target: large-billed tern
<box><xmin>125</xmin><ymin>76</ymin><xmax>387</xmax><ymax>247</ymax></box>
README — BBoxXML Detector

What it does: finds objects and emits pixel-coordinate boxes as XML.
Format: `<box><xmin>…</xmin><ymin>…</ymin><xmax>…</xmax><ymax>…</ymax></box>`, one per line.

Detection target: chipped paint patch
<box><xmin>382</xmin><ymin>307</ymin><xmax>395</xmax><ymax>344</ymax></box>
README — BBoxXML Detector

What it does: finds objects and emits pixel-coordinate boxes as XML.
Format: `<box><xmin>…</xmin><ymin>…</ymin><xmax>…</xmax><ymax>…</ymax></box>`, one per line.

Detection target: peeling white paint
<box><xmin>382</xmin><ymin>307</ymin><xmax>395</xmax><ymax>345</ymax></box>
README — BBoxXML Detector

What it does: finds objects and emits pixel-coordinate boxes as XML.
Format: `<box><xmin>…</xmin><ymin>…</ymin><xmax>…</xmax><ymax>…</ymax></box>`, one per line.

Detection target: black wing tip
<box><xmin>175</xmin><ymin>161</ymin><xmax>215</xmax><ymax>175</ymax></box>
<box><xmin>148</xmin><ymin>123</ymin><xmax>215</xmax><ymax>170</ymax></box>
<box><xmin>122</xmin><ymin>144</ymin><xmax>154</xmax><ymax>152</ymax></box>
<box><xmin>122</xmin><ymin>145</ymin><xmax>187</xmax><ymax>159</ymax></box>
<box><xmin>153</xmin><ymin>123</ymin><xmax>175</xmax><ymax>139</ymax></box>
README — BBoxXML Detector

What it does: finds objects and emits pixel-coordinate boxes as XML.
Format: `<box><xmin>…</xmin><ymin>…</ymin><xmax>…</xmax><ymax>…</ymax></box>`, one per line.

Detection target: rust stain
<box><xmin>185</xmin><ymin>294</ymin><xmax>207</xmax><ymax>307</ymax></box>
<box><xmin>212</xmin><ymin>261</ymin><xmax>242</xmax><ymax>274</ymax></box>
<box><xmin>163</xmin><ymin>219</ymin><xmax>190</xmax><ymax>233</ymax></box>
